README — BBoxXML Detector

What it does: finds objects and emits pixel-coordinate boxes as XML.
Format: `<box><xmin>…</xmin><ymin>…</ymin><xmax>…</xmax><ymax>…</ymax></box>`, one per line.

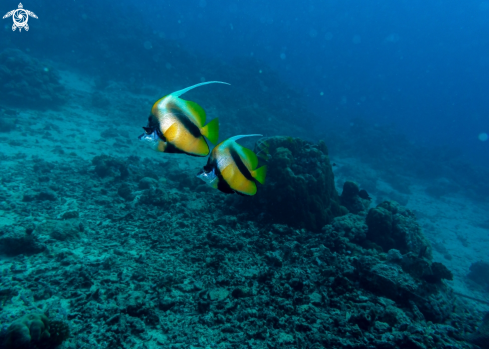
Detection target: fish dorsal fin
<box><xmin>228</xmin><ymin>134</ymin><xmax>262</xmax><ymax>169</ymax></box>
<box><xmin>184</xmin><ymin>100</ymin><xmax>206</xmax><ymax>126</ymax></box>
<box><xmin>228</xmin><ymin>134</ymin><xmax>263</xmax><ymax>143</ymax></box>
<box><xmin>171</xmin><ymin>81</ymin><xmax>230</xmax><ymax>98</ymax></box>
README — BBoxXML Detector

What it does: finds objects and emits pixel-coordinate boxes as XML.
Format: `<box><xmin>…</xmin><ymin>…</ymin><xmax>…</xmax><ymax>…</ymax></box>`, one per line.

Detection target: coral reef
<box><xmin>0</xmin><ymin>153</ymin><xmax>478</xmax><ymax>348</ymax></box>
<box><xmin>0</xmin><ymin>49</ymin><xmax>66</xmax><ymax>108</ymax></box>
<box><xmin>366</xmin><ymin>200</ymin><xmax>432</xmax><ymax>258</ymax></box>
<box><xmin>238</xmin><ymin>136</ymin><xmax>345</xmax><ymax>230</ymax></box>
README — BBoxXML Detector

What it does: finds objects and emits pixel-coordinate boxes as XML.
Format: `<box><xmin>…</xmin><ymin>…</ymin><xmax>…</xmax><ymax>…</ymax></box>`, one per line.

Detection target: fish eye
<box><xmin>142</xmin><ymin>126</ymin><xmax>154</xmax><ymax>135</ymax></box>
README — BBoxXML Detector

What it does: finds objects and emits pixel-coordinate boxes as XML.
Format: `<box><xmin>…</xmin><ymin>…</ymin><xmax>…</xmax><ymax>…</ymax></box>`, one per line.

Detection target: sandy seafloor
<box><xmin>1</xmin><ymin>69</ymin><xmax>489</xmax><ymax>348</ymax></box>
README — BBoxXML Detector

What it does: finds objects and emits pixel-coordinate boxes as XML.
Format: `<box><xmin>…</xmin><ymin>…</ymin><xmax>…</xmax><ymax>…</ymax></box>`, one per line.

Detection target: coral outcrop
<box><xmin>238</xmin><ymin>136</ymin><xmax>344</xmax><ymax>230</ymax></box>
<box><xmin>0</xmin><ymin>152</ymin><xmax>476</xmax><ymax>349</ymax></box>
<box><xmin>366</xmin><ymin>201</ymin><xmax>432</xmax><ymax>258</ymax></box>
<box><xmin>0</xmin><ymin>313</ymin><xmax>69</xmax><ymax>349</ymax></box>
<box><xmin>0</xmin><ymin>225</ymin><xmax>45</xmax><ymax>256</ymax></box>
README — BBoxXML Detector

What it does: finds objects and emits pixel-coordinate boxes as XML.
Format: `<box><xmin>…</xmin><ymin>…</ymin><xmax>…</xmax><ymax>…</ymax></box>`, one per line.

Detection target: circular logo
<box><xmin>13</xmin><ymin>9</ymin><xmax>28</xmax><ymax>27</ymax></box>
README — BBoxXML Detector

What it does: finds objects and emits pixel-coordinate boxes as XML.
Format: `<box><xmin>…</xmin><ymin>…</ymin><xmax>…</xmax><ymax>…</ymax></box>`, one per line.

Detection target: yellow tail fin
<box><xmin>252</xmin><ymin>165</ymin><xmax>267</xmax><ymax>185</ymax></box>
<box><xmin>201</xmin><ymin>118</ymin><xmax>219</xmax><ymax>144</ymax></box>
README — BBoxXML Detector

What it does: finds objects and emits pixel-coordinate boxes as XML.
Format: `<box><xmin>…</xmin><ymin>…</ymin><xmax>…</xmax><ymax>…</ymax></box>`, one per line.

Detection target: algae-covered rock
<box><xmin>0</xmin><ymin>225</ymin><xmax>46</xmax><ymax>255</ymax></box>
<box><xmin>92</xmin><ymin>155</ymin><xmax>130</xmax><ymax>179</ymax></box>
<box><xmin>366</xmin><ymin>201</ymin><xmax>432</xmax><ymax>258</ymax></box>
<box><xmin>357</xmin><ymin>257</ymin><xmax>456</xmax><ymax>323</ymax></box>
<box><xmin>332</xmin><ymin>213</ymin><xmax>368</xmax><ymax>243</ymax></box>
<box><xmin>239</xmin><ymin>136</ymin><xmax>343</xmax><ymax>230</ymax></box>
<box><xmin>2</xmin><ymin>313</ymin><xmax>49</xmax><ymax>348</ymax></box>
<box><xmin>0</xmin><ymin>313</ymin><xmax>70</xmax><ymax>349</ymax></box>
<box><xmin>340</xmin><ymin>181</ymin><xmax>369</xmax><ymax>214</ymax></box>
<box><xmin>37</xmin><ymin>219</ymin><xmax>83</xmax><ymax>241</ymax></box>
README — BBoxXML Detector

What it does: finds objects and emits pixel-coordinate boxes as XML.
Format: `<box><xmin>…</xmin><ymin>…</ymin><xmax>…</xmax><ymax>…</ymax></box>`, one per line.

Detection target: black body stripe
<box><xmin>217</xmin><ymin>178</ymin><xmax>235</xmax><ymax>194</ymax></box>
<box><xmin>165</xmin><ymin>142</ymin><xmax>203</xmax><ymax>157</ymax></box>
<box><xmin>229</xmin><ymin>146</ymin><xmax>253</xmax><ymax>180</ymax></box>
<box><xmin>166</xmin><ymin>106</ymin><xmax>202</xmax><ymax>138</ymax></box>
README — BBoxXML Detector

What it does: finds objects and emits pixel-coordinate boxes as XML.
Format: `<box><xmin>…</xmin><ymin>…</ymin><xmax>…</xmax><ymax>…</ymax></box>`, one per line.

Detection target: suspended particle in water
<box><xmin>309</xmin><ymin>29</ymin><xmax>318</xmax><ymax>38</ymax></box>
<box><xmin>478</xmin><ymin>133</ymin><xmax>488</xmax><ymax>141</ymax></box>
<box><xmin>144</xmin><ymin>41</ymin><xmax>153</xmax><ymax>50</ymax></box>
<box><xmin>280</xmin><ymin>53</ymin><xmax>286</xmax><ymax>60</ymax></box>
<box><xmin>325</xmin><ymin>32</ymin><xmax>333</xmax><ymax>41</ymax></box>
<box><xmin>352</xmin><ymin>35</ymin><xmax>361</xmax><ymax>44</ymax></box>
<box><xmin>199</xmin><ymin>0</ymin><xmax>206</xmax><ymax>8</ymax></box>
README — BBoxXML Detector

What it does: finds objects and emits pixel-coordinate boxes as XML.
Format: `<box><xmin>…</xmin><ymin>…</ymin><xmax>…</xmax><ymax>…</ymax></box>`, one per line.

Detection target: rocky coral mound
<box><xmin>0</xmin><ymin>312</ymin><xmax>69</xmax><ymax>349</ymax></box>
<box><xmin>340</xmin><ymin>181</ymin><xmax>371</xmax><ymax>214</ymax></box>
<box><xmin>0</xmin><ymin>49</ymin><xmax>66</xmax><ymax>108</ymax></box>
<box><xmin>238</xmin><ymin>136</ymin><xmax>344</xmax><ymax>231</ymax></box>
<box><xmin>0</xmin><ymin>152</ymin><xmax>481</xmax><ymax>348</ymax></box>
<box><xmin>366</xmin><ymin>201</ymin><xmax>432</xmax><ymax>258</ymax></box>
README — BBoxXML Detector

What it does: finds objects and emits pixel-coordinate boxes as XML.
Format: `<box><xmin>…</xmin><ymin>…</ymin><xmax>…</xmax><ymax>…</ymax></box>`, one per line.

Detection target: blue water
<box><xmin>137</xmin><ymin>0</ymin><xmax>489</xmax><ymax>164</ymax></box>
<box><xmin>4</xmin><ymin>0</ymin><xmax>488</xmax><ymax>167</ymax></box>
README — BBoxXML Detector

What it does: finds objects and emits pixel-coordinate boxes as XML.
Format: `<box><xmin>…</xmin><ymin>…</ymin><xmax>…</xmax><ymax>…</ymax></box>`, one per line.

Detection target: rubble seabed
<box><xmin>0</xmin><ymin>137</ymin><xmax>482</xmax><ymax>349</ymax></box>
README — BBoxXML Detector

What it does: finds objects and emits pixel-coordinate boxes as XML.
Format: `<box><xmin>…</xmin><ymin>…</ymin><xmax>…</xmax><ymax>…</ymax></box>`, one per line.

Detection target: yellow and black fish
<box><xmin>139</xmin><ymin>81</ymin><xmax>229</xmax><ymax>157</ymax></box>
<box><xmin>197</xmin><ymin>134</ymin><xmax>267</xmax><ymax>196</ymax></box>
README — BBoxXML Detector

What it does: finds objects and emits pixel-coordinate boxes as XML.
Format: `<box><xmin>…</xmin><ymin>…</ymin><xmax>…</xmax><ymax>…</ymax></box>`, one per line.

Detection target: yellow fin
<box><xmin>182</xmin><ymin>136</ymin><xmax>209</xmax><ymax>156</ymax></box>
<box><xmin>201</xmin><ymin>118</ymin><xmax>219</xmax><ymax>145</ymax></box>
<box><xmin>251</xmin><ymin>165</ymin><xmax>267</xmax><ymax>185</ymax></box>
<box><xmin>184</xmin><ymin>100</ymin><xmax>206</xmax><ymax>127</ymax></box>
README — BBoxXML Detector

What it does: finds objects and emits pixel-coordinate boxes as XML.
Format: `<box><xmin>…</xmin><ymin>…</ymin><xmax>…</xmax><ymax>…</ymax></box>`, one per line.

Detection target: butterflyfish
<box><xmin>197</xmin><ymin>134</ymin><xmax>267</xmax><ymax>196</ymax></box>
<box><xmin>139</xmin><ymin>81</ymin><xmax>229</xmax><ymax>157</ymax></box>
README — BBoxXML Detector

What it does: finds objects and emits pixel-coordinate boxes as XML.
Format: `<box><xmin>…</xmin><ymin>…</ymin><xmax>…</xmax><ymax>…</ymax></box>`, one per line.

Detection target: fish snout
<box><xmin>197</xmin><ymin>168</ymin><xmax>218</xmax><ymax>188</ymax></box>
